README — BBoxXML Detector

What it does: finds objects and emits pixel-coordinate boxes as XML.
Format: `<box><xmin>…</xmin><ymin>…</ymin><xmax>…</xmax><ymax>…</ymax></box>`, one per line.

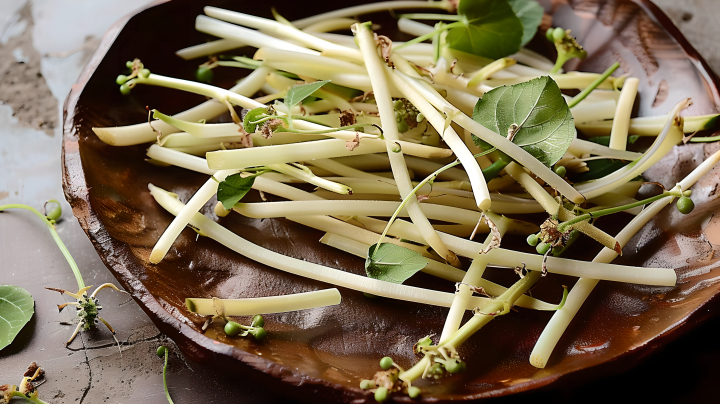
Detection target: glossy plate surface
<box><xmin>62</xmin><ymin>0</ymin><xmax>720</xmax><ymax>401</ymax></box>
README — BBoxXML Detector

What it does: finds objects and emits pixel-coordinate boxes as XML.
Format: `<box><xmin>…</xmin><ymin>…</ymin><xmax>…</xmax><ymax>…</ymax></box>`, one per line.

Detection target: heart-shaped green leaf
<box><xmin>365</xmin><ymin>243</ymin><xmax>428</xmax><ymax>284</ymax></box>
<box><xmin>447</xmin><ymin>0</ymin><xmax>524</xmax><ymax>60</ymax></box>
<box><xmin>217</xmin><ymin>173</ymin><xmax>261</xmax><ymax>210</ymax></box>
<box><xmin>507</xmin><ymin>0</ymin><xmax>544</xmax><ymax>47</ymax></box>
<box><xmin>472</xmin><ymin>76</ymin><xmax>574</xmax><ymax>167</ymax></box>
<box><xmin>0</xmin><ymin>285</ymin><xmax>34</xmax><ymax>351</ymax></box>
<box><xmin>284</xmin><ymin>80</ymin><xmax>330</xmax><ymax>110</ymax></box>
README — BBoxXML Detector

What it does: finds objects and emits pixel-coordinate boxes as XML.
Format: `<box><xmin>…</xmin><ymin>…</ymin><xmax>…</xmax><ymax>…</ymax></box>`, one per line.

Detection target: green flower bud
<box><xmin>116</xmin><ymin>75</ymin><xmax>128</xmax><ymax>85</ymax></box>
<box><xmin>196</xmin><ymin>66</ymin><xmax>213</xmax><ymax>84</ymax></box>
<box><xmin>407</xmin><ymin>386</ymin><xmax>421</xmax><ymax>399</ymax></box>
<box><xmin>156</xmin><ymin>346</ymin><xmax>167</xmax><ymax>358</ymax></box>
<box><xmin>250</xmin><ymin>327</ymin><xmax>267</xmax><ymax>340</ymax></box>
<box><xmin>224</xmin><ymin>321</ymin><xmax>242</xmax><ymax>336</ymax></box>
<box><xmin>360</xmin><ymin>379</ymin><xmax>375</xmax><ymax>390</ymax></box>
<box><xmin>553</xmin><ymin>27</ymin><xmax>566</xmax><ymax>42</ymax></box>
<box><xmin>45</xmin><ymin>200</ymin><xmax>62</xmax><ymax>221</ymax></box>
<box><xmin>374</xmin><ymin>387</ymin><xmax>389</xmax><ymax>403</ymax></box>
<box><xmin>536</xmin><ymin>242</ymin><xmax>551</xmax><ymax>255</ymax></box>
<box><xmin>526</xmin><ymin>233</ymin><xmax>539</xmax><ymax>247</ymax></box>
<box><xmin>554</xmin><ymin>165</ymin><xmax>567</xmax><ymax>177</ymax></box>
<box><xmin>379</xmin><ymin>356</ymin><xmax>394</xmax><ymax>370</ymax></box>
<box><xmin>119</xmin><ymin>83</ymin><xmax>131</xmax><ymax>95</ymax></box>
<box><xmin>140</xmin><ymin>68</ymin><xmax>151</xmax><ymax>78</ymax></box>
<box><xmin>677</xmin><ymin>196</ymin><xmax>695</xmax><ymax>214</ymax></box>
<box><xmin>251</xmin><ymin>314</ymin><xmax>265</xmax><ymax>328</ymax></box>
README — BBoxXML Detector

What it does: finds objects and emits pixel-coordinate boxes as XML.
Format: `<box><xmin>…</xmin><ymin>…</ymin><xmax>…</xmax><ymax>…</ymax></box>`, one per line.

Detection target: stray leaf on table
<box><xmin>217</xmin><ymin>173</ymin><xmax>261</xmax><ymax>210</ymax></box>
<box><xmin>0</xmin><ymin>285</ymin><xmax>35</xmax><ymax>351</ymax></box>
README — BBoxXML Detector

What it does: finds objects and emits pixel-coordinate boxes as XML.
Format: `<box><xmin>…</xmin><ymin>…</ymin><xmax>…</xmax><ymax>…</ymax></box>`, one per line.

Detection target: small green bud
<box><xmin>126</xmin><ymin>61</ymin><xmax>135</xmax><ymax>68</ymax></box>
<box><xmin>445</xmin><ymin>359</ymin><xmax>467</xmax><ymax>374</ymax></box>
<box><xmin>196</xmin><ymin>66</ymin><xmax>213</xmax><ymax>83</ymax></box>
<box><xmin>397</xmin><ymin>120</ymin><xmax>409</xmax><ymax>133</ymax></box>
<box><xmin>393</xmin><ymin>99</ymin><xmax>404</xmax><ymax>110</ymax></box>
<box><xmin>116</xmin><ymin>75</ymin><xmax>128</xmax><ymax>85</ymax></box>
<box><xmin>444</xmin><ymin>358</ymin><xmax>466</xmax><ymax>374</ymax></box>
<box><xmin>677</xmin><ymin>196</ymin><xmax>695</xmax><ymax>214</ymax></box>
<box><xmin>374</xmin><ymin>387</ymin><xmax>389</xmax><ymax>403</ymax></box>
<box><xmin>416</xmin><ymin>112</ymin><xmax>424</xmax><ymax>123</ymax></box>
<box><xmin>251</xmin><ymin>314</ymin><xmax>265</xmax><ymax>328</ymax></box>
<box><xmin>119</xmin><ymin>83</ymin><xmax>131</xmax><ymax>95</ymax></box>
<box><xmin>683</xmin><ymin>190</ymin><xmax>692</xmax><ymax>197</ymax></box>
<box><xmin>526</xmin><ymin>233</ymin><xmax>539</xmax><ymax>247</ymax></box>
<box><xmin>536</xmin><ymin>242</ymin><xmax>551</xmax><ymax>255</ymax></box>
<box><xmin>139</xmin><ymin>68</ymin><xmax>151</xmax><ymax>78</ymax></box>
<box><xmin>379</xmin><ymin>356</ymin><xmax>394</xmax><ymax>370</ymax></box>
<box><xmin>156</xmin><ymin>346</ymin><xmax>167</xmax><ymax>358</ymax></box>
<box><xmin>554</xmin><ymin>165</ymin><xmax>567</xmax><ymax>177</ymax></box>
<box><xmin>553</xmin><ymin>27</ymin><xmax>566</xmax><ymax>42</ymax></box>
<box><xmin>407</xmin><ymin>386</ymin><xmax>421</xmax><ymax>399</ymax></box>
<box><xmin>45</xmin><ymin>200</ymin><xmax>62</xmax><ymax>221</ymax></box>
<box><xmin>360</xmin><ymin>379</ymin><xmax>375</xmax><ymax>390</ymax></box>
<box><xmin>224</xmin><ymin>321</ymin><xmax>242</xmax><ymax>336</ymax></box>
<box><xmin>545</xmin><ymin>28</ymin><xmax>555</xmax><ymax>42</ymax></box>
<box><xmin>250</xmin><ymin>327</ymin><xmax>267</xmax><ymax>340</ymax></box>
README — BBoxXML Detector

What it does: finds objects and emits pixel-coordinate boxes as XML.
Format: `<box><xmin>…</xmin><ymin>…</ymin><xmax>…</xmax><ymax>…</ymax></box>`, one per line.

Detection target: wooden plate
<box><xmin>62</xmin><ymin>0</ymin><xmax>720</xmax><ymax>401</ymax></box>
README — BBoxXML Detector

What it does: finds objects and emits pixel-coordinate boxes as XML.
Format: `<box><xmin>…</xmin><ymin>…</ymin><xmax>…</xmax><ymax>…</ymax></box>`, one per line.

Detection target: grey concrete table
<box><xmin>1</xmin><ymin>1</ymin><xmax>718</xmax><ymax>403</ymax></box>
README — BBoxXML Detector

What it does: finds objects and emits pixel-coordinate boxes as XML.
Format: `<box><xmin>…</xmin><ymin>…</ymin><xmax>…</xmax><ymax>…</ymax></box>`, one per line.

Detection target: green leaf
<box><xmin>585</xmin><ymin>135</ymin><xmax>639</xmax><ymax>147</ymax></box>
<box><xmin>0</xmin><ymin>285</ymin><xmax>34</xmax><ymax>351</ymax></box>
<box><xmin>217</xmin><ymin>173</ymin><xmax>261</xmax><ymax>210</ymax></box>
<box><xmin>365</xmin><ymin>243</ymin><xmax>428</xmax><ymax>284</ymax></box>
<box><xmin>447</xmin><ymin>0</ymin><xmax>524</xmax><ymax>60</ymax></box>
<box><xmin>284</xmin><ymin>80</ymin><xmax>330</xmax><ymax>110</ymax></box>
<box><xmin>243</xmin><ymin>107</ymin><xmax>269</xmax><ymax>133</ymax></box>
<box><xmin>507</xmin><ymin>0</ymin><xmax>544</xmax><ymax>47</ymax></box>
<box><xmin>570</xmin><ymin>159</ymin><xmax>630</xmax><ymax>183</ymax></box>
<box><xmin>472</xmin><ymin>76</ymin><xmax>575</xmax><ymax>167</ymax></box>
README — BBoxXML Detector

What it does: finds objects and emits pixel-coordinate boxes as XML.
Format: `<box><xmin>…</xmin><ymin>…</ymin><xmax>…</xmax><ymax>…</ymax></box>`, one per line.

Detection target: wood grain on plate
<box><xmin>62</xmin><ymin>0</ymin><xmax>720</xmax><ymax>401</ymax></box>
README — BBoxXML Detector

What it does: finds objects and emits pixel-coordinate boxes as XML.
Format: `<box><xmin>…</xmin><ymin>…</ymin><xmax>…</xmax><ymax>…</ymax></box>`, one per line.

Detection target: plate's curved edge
<box><xmin>59</xmin><ymin>0</ymin><xmax>720</xmax><ymax>402</ymax></box>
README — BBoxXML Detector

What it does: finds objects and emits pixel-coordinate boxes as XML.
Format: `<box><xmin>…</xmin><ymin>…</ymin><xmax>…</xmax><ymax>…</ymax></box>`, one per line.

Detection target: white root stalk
<box><xmin>291</xmin><ymin>1</ymin><xmax>452</xmax><ymax>29</ymax></box>
<box><xmin>387</xmin><ymin>62</ymin><xmax>491</xmax><ymax>211</ymax></box>
<box><xmin>176</xmin><ymin>38</ymin><xmax>243</xmax><ymax>60</ymax></box>
<box><xmin>440</xmin><ymin>213</ymin><xmax>510</xmax><ymax>342</ymax></box>
<box><xmin>575</xmin><ymin>98</ymin><xmax>690</xmax><ymax>199</ymax></box>
<box><xmin>608</xmin><ymin>78</ymin><xmax>640</xmax><ymax>151</ymax></box>
<box><xmin>204</xmin><ymin>7</ymin><xmax>362</xmax><ymax>62</ymax></box>
<box><xmin>529</xmin><ymin>147</ymin><xmax>720</xmax><ymax>369</ymax></box>
<box><xmin>265</xmin><ymin>163</ymin><xmax>352</xmax><ymax>195</ymax></box>
<box><xmin>186</xmin><ymin>289</ymin><xmax>342</xmax><ymax>315</ymax></box>
<box><xmin>576</xmin><ymin>114</ymin><xmax>720</xmax><ymax>137</ymax></box>
<box><xmin>390</xmin><ymin>65</ymin><xmax>585</xmax><ymax>204</ymax></box>
<box><xmin>93</xmin><ymin>67</ymin><xmax>271</xmax><ymax>146</ymax></box>
<box><xmin>320</xmin><ymin>232</ymin><xmax>558</xmax><ymax>311</ymax></box>
<box><xmin>196</xmin><ymin>15</ymin><xmax>318</xmax><ymax>55</ymax></box>
<box><xmin>149</xmin><ymin>184</ymin><xmax>496</xmax><ymax>308</ymax></box>
<box><xmin>149</xmin><ymin>169</ymin><xmax>236</xmax><ymax>264</ymax></box>
<box><xmin>206</xmin><ymin>138</ymin><xmax>451</xmax><ymax>170</ymax></box>
<box><xmin>356</xmin><ymin>22</ymin><xmax>457</xmax><ymax>265</ymax></box>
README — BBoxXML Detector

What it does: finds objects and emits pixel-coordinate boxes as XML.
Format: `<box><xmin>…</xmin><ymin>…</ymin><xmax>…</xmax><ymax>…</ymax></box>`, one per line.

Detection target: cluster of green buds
<box><xmin>223</xmin><ymin>314</ymin><xmax>267</xmax><ymax>340</ymax></box>
<box><xmin>546</xmin><ymin>27</ymin><xmax>587</xmax><ymax>74</ymax></box>
<box><xmin>392</xmin><ymin>98</ymin><xmax>424</xmax><ymax>133</ymax></box>
<box><xmin>359</xmin><ymin>356</ymin><xmax>421</xmax><ymax>402</ymax></box>
<box><xmin>116</xmin><ymin>59</ymin><xmax>151</xmax><ymax>95</ymax></box>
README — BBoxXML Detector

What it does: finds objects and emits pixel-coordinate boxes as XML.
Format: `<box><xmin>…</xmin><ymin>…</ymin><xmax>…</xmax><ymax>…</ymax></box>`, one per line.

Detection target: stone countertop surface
<box><xmin>1</xmin><ymin>1</ymin><xmax>719</xmax><ymax>403</ymax></box>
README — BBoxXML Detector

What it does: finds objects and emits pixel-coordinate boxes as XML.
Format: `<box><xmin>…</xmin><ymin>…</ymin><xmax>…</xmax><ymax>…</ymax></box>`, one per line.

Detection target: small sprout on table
<box><xmin>156</xmin><ymin>346</ymin><xmax>175</xmax><ymax>404</ymax></box>
<box><xmin>0</xmin><ymin>201</ymin><xmax>127</xmax><ymax>349</ymax></box>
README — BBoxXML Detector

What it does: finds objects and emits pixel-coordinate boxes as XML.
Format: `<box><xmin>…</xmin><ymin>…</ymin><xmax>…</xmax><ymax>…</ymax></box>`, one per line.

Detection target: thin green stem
<box><xmin>689</xmin><ymin>134</ymin><xmax>720</xmax><ymax>143</ymax></box>
<box><xmin>0</xmin><ymin>204</ymin><xmax>85</xmax><ymax>290</ymax></box>
<box><xmin>550</xmin><ymin>54</ymin><xmax>569</xmax><ymax>74</ymax></box>
<box><xmin>394</xmin><ymin>20</ymin><xmax>465</xmax><ymax>51</ymax></box>
<box><xmin>162</xmin><ymin>349</ymin><xmax>174</xmax><ymax>404</ymax></box>
<box><xmin>567</xmin><ymin>62</ymin><xmax>620</xmax><ymax>109</ymax></box>
<box><xmin>557</xmin><ymin>192</ymin><xmax>673</xmax><ymax>232</ymax></box>
<box><xmin>398</xmin><ymin>13</ymin><xmax>463</xmax><ymax>21</ymax></box>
